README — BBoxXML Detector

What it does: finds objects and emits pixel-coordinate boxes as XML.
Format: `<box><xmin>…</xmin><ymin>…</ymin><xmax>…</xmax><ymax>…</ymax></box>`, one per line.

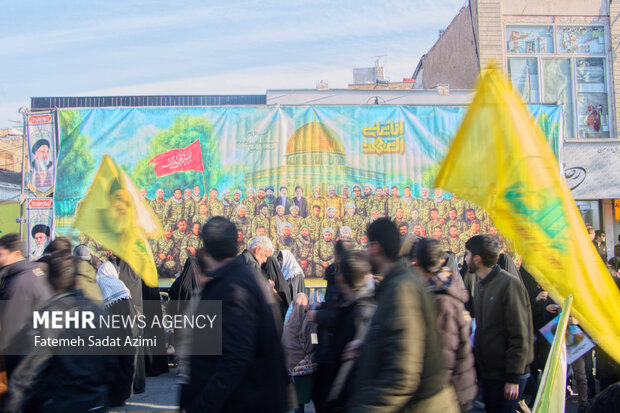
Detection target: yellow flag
<box><xmin>434</xmin><ymin>67</ymin><xmax>620</xmax><ymax>363</ymax></box>
<box><xmin>532</xmin><ymin>295</ymin><xmax>572</xmax><ymax>413</ymax></box>
<box><xmin>74</xmin><ymin>155</ymin><xmax>162</xmax><ymax>287</ymax></box>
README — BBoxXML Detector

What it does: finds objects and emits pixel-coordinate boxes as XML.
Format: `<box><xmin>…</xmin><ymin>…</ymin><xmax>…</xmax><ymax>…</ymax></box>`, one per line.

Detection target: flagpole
<box><xmin>202</xmin><ymin>170</ymin><xmax>207</xmax><ymax>196</ymax></box>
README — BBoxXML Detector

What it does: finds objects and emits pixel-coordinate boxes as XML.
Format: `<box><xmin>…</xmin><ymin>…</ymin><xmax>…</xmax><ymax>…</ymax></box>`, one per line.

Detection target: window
<box><xmin>506</xmin><ymin>25</ymin><xmax>611</xmax><ymax>139</ymax></box>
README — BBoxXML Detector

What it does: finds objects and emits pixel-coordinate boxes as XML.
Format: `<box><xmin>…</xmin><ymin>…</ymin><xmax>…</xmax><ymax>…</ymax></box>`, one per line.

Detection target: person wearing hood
<box><xmin>410</xmin><ymin>238</ymin><xmax>477</xmax><ymax>411</ymax></box>
<box><xmin>279</xmin><ymin>250</ymin><xmax>306</xmax><ymax>298</ymax></box>
<box><xmin>94</xmin><ymin>260</ymin><xmax>136</xmax><ymax>407</ymax></box>
<box><xmin>73</xmin><ymin>244</ymin><xmax>103</xmax><ymax>302</ymax></box>
<box><xmin>0</xmin><ymin>234</ymin><xmax>52</xmax><ymax>380</ymax></box>
<box><xmin>282</xmin><ymin>293</ymin><xmax>317</xmax><ymax>413</ymax></box>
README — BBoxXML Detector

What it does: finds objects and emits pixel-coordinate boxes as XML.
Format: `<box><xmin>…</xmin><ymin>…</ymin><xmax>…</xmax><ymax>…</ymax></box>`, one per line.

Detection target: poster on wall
<box><xmin>26</xmin><ymin>112</ymin><xmax>57</xmax><ymax>197</ymax></box>
<box><xmin>27</xmin><ymin>198</ymin><xmax>54</xmax><ymax>260</ymax></box>
<box><xmin>55</xmin><ymin>105</ymin><xmax>562</xmax><ymax>278</ymax></box>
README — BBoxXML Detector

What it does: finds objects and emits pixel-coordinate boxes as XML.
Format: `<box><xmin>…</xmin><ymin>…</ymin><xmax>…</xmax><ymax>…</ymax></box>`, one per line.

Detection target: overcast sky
<box><xmin>0</xmin><ymin>0</ymin><xmax>466</xmax><ymax>129</ymax></box>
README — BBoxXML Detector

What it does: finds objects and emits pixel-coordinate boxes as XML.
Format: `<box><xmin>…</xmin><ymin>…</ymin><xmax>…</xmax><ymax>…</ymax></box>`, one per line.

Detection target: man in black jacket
<box><xmin>465</xmin><ymin>234</ymin><xmax>534</xmax><ymax>413</ymax></box>
<box><xmin>179</xmin><ymin>217</ymin><xmax>290</xmax><ymax>413</ymax></box>
<box><xmin>0</xmin><ymin>234</ymin><xmax>52</xmax><ymax>380</ymax></box>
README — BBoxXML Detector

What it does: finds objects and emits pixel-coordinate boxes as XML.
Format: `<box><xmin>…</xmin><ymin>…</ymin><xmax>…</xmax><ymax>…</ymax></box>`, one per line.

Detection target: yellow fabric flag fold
<box><xmin>434</xmin><ymin>67</ymin><xmax>620</xmax><ymax>363</ymax></box>
<box><xmin>74</xmin><ymin>155</ymin><xmax>162</xmax><ymax>287</ymax></box>
<box><xmin>532</xmin><ymin>295</ymin><xmax>572</xmax><ymax>413</ymax></box>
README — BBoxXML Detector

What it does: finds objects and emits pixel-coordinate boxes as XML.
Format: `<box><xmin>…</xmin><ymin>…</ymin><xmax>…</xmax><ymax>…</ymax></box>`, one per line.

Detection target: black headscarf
<box><xmin>262</xmin><ymin>255</ymin><xmax>291</xmax><ymax>307</ymax></box>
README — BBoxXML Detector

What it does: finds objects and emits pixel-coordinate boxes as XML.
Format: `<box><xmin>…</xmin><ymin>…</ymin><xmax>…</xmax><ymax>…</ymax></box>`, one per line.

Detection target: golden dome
<box><xmin>286</xmin><ymin>121</ymin><xmax>346</xmax><ymax>156</ymax></box>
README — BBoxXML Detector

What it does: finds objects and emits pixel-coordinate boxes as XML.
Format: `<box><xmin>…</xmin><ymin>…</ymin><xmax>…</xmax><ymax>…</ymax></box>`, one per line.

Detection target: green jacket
<box><xmin>473</xmin><ymin>266</ymin><xmax>534</xmax><ymax>384</ymax></box>
<box><xmin>348</xmin><ymin>260</ymin><xmax>453</xmax><ymax>413</ymax></box>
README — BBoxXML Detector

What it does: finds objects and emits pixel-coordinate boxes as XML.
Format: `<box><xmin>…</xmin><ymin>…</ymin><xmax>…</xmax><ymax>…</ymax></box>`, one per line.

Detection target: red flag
<box><xmin>148</xmin><ymin>139</ymin><xmax>204</xmax><ymax>178</ymax></box>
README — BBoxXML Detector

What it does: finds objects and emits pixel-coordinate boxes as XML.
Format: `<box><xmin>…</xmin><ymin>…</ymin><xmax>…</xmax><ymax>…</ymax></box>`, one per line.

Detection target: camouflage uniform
<box><xmin>400</xmin><ymin>196</ymin><xmax>415</xmax><ymax>217</ymax></box>
<box><xmin>386</xmin><ymin>196</ymin><xmax>403</xmax><ymax>218</ymax></box>
<box><xmin>154</xmin><ymin>235</ymin><xmax>178</xmax><ymax>277</ymax></box>
<box><xmin>433</xmin><ymin>198</ymin><xmax>450</xmax><ymax>220</ymax></box>
<box><xmin>416</xmin><ymin>198</ymin><xmax>433</xmax><ymax>221</ymax></box>
<box><xmin>442</xmin><ymin>219</ymin><xmax>466</xmax><ymax>235</ymax></box>
<box><xmin>87</xmin><ymin>240</ymin><xmax>109</xmax><ymax>263</ymax></box>
<box><xmin>252</xmin><ymin>213</ymin><xmax>271</xmax><ymax>239</ymax></box>
<box><xmin>351</xmin><ymin>197</ymin><xmax>368</xmax><ymax>217</ymax></box>
<box><xmin>172</xmin><ymin>229</ymin><xmax>188</xmax><ymax>248</ymax></box>
<box><xmin>292</xmin><ymin>235</ymin><xmax>314</xmax><ymax>277</ymax></box>
<box><xmin>367</xmin><ymin>196</ymin><xmax>387</xmax><ymax>217</ymax></box>
<box><xmin>164</xmin><ymin>198</ymin><xmax>185</xmax><ymax>227</ymax></box>
<box><xmin>244</xmin><ymin>197</ymin><xmax>259</xmax><ymax>220</ymax></box>
<box><xmin>448</xmin><ymin>237</ymin><xmax>465</xmax><ymax>261</ymax></box>
<box><xmin>450</xmin><ymin>197</ymin><xmax>467</xmax><ymax>221</ymax></box>
<box><xmin>221</xmin><ymin>201</ymin><xmax>234</xmax><ymax>219</ymax></box>
<box><xmin>287</xmin><ymin>215</ymin><xmax>304</xmax><ymax>238</ymax></box>
<box><xmin>425</xmin><ymin>219</ymin><xmax>443</xmax><ymax>237</ymax></box>
<box><xmin>307</xmin><ymin>196</ymin><xmax>327</xmax><ymax>219</ymax></box>
<box><xmin>342</xmin><ymin>214</ymin><xmax>365</xmax><ymax>243</ymax></box>
<box><xmin>207</xmin><ymin>198</ymin><xmax>224</xmax><ymax>218</ymax></box>
<box><xmin>304</xmin><ymin>215</ymin><xmax>323</xmax><ymax>242</ymax></box>
<box><xmin>186</xmin><ymin>194</ymin><xmax>203</xmax><ymax>223</ymax></box>
<box><xmin>321</xmin><ymin>217</ymin><xmax>341</xmax><ymax>241</ymax></box>
<box><xmin>312</xmin><ymin>238</ymin><xmax>335</xmax><ymax>278</ymax></box>
<box><xmin>274</xmin><ymin>235</ymin><xmax>296</xmax><ymax>252</ymax></box>
<box><xmin>193</xmin><ymin>214</ymin><xmax>210</xmax><ymax>229</ymax></box>
<box><xmin>263</xmin><ymin>199</ymin><xmax>275</xmax><ymax>217</ymax></box>
<box><xmin>180</xmin><ymin>234</ymin><xmax>203</xmax><ymax>267</ymax></box>
<box><xmin>237</xmin><ymin>239</ymin><xmax>248</xmax><ymax>255</ymax></box>
<box><xmin>150</xmin><ymin>198</ymin><xmax>167</xmax><ymax>226</ymax></box>
<box><xmin>231</xmin><ymin>215</ymin><xmax>251</xmax><ymax>240</ymax></box>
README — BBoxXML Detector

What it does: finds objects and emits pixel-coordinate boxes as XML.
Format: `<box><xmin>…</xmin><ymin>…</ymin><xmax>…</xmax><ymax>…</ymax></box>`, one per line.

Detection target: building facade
<box><xmin>414</xmin><ymin>0</ymin><xmax>620</xmax><ymax>256</ymax></box>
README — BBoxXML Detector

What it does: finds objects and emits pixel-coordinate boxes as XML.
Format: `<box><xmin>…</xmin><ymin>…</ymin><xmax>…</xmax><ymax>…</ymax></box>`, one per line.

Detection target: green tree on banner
<box><xmin>56</xmin><ymin>110</ymin><xmax>96</xmax><ymax>216</ymax></box>
<box><xmin>132</xmin><ymin>115</ymin><xmax>226</xmax><ymax>195</ymax></box>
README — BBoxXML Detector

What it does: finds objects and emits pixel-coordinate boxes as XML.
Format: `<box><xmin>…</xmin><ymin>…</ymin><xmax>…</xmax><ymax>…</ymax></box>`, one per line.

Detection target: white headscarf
<box><xmin>96</xmin><ymin>261</ymin><xmax>131</xmax><ymax>306</ymax></box>
<box><xmin>279</xmin><ymin>250</ymin><xmax>305</xmax><ymax>280</ymax></box>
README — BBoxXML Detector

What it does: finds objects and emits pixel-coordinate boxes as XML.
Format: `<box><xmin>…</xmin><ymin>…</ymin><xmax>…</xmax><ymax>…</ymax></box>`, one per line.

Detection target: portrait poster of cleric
<box><xmin>27</xmin><ymin>198</ymin><xmax>55</xmax><ymax>260</ymax></box>
<box><xmin>26</xmin><ymin>112</ymin><xmax>57</xmax><ymax>196</ymax></box>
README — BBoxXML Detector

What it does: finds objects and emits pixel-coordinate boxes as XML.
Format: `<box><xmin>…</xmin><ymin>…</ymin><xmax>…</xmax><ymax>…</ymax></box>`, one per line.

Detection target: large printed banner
<box><xmin>27</xmin><ymin>198</ymin><xmax>54</xmax><ymax>261</ymax></box>
<box><xmin>26</xmin><ymin>112</ymin><xmax>57</xmax><ymax>196</ymax></box>
<box><xmin>56</xmin><ymin>105</ymin><xmax>562</xmax><ymax>278</ymax></box>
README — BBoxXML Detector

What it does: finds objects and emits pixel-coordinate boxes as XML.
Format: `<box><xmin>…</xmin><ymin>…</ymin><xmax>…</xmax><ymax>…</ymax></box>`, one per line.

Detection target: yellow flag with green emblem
<box><xmin>434</xmin><ymin>67</ymin><xmax>620</xmax><ymax>364</ymax></box>
<box><xmin>74</xmin><ymin>155</ymin><xmax>162</xmax><ymax>287</ymax></box>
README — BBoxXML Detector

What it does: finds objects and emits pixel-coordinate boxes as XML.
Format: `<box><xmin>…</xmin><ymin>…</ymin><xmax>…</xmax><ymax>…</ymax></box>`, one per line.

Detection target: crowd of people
<box><xmin>1</xmin><ymin>213</ymin><xmax>620</xmax><ymax>412</ymax></box>
<box><xmin>107</xmin><ymin>184</ymin><xmax>509</xmax><ymax>279</ymax></box>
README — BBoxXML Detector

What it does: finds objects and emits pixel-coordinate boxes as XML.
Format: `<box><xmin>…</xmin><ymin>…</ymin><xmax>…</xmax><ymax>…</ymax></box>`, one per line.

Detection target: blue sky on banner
<box><xmin>0</xmin><ymin>0</ymin><xmax>465</xmax><ymax>128</ymax></box>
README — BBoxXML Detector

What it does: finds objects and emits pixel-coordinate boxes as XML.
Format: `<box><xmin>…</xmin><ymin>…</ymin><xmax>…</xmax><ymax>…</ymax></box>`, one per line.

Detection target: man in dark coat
<box><xmin>179</xmin><ymin>217</ymin><xmax>290</xmax><ymax>413</ymax></box>
<box><xmin>465</xmin><ymin>234</ymin><xmax>534</xmax><ymax>413</ymax></box>
<box><xmin>0</xmin><ymin>234</ymin><xmax>52</xmax><ymax>380</ymax></box>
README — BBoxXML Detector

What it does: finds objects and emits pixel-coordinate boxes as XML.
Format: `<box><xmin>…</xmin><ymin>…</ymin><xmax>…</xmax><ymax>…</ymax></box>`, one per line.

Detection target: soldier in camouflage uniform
<box><xmin>180</xmin><ymin>222</ymin><xmax>204</xmax><ymax>266</ymax></box>
<box><xmin>185</xmin><ymin>185</ymin><xmax>203</xmax><ymax>223</ymax></box>
<box><xmin>304</xmin><ymin>205</ymin><xmax>323</xmax><ymax>242</ymax></box>
<box><xmin>244</xmin><ymin>188</ymin><xmax>259</xmax><ymax>220</ymax></box>
<box><xmin>154</xmin><ymin>225</ymin><xmax>179</xmax><ymax>277</ymax></box>
<box><xmin>164</xmin><ymin>188</ymin><xmax>186</xmax><ymax>227</ymax></box>
<box><xmin>287</xmin><ymin>205</ymin><xmax>304</xmax><ymax>237</ymax></box>
<box><xmin>459</xmin><ymin>219</ymin><xmax>482</xmax><ymax>243</ymax></box>
<box><xmin>363</xmin><ymin>183</ymin><xmax>373</xmax><ymax>199</ymax></box>
<box><xmin>237</xmin><ymin>229</ymin><xmax>248</xmax><ymax>255</ymax></box>
<box><xmin>150</xmin><ymin>188</ymin><xmax>167</xmax><ymax>226</ymax></box>
<box><xmin>312</xmin><ymin>228</ymin><xmax>335</xmax><ymax>278</ymax></box>
<box><xmin>416</xmin><ymin>187</ymin><xmax>433</xmax><ymax>221</ymax></box>
<box><xmin>321</xmin><ymin>206</ymin><xmax>341</xmax><ymax>241</ymax></box>
<box><xmin>274</xmin><ymin>223</ymin><xmax>296</xmax><ymax>252</ymax></box>
<box><xmin>392</xmin><ymin>208</ymin><xmax>406</xmax><ymax>228</ymax></box>
<box><xmin>407</xmin><ymin>208</ymin><xmax>423</xmax><ymax>233</ymax></box>
<box><xmin>231</xmin><ymin>189</ymin><xmax>243</xmax><ymax>212</ymax></box>
<box><xmin>342</xmin><ymin>202</ymin><xmax>364</xmax><ymax>243</ymax></box>
<box><xmin>293</xmin><ymin>225</ymin><xmax>314</xmax><ymax>277</ymax></box>
<box><xmin>172</xmin><ymin>219</ymin><xmax>189</xmax><ymax>246</ymax></box>
<box><xmin>367</xmin><ymin>187</ymin><xmax>387</xmax><ymax>217</ymax></box>
<box><xmin>355</xmin><ymin>233</ymin><xmax>369</xmax><ymax>251</ymax></box>
<box><xmin>193</xmin><ymin>203</ymin><xmax>210</xmax><ymax>229</ymax></box>
<box><xmin>450</xmin><ymin>194</ymin><xmax>467</xmax><ymax>221</ymax></box>
<box><xmin>252</xmin><ymin>204</ymin><xmax>271</xmax><ymax>239</ymax></box>
<box><xmin>432</xmin><ymin>188</ymin><xmax>450</xmax><ymax>221</ymax></box>
<box><xmin>425</xmin><ymin>208</ymin><xmax>443</xmax><ymax>236</ymax></box>
<box><xmin>340</xmin><ymin>226</ymin><xmax>354</xmax><ymax>242</ymax></box>
<box><xmin>442</xmin><ymin>207</ymin><xmax>466</xmax><ymax>235</ymax></box>
<box><xmin>351</xmin><ymin>185</ymin><xmax>367</xmax><ymax>217</ymax></box>
<box><xmin>206</xmin><ymin>188</ymin><xmax>224</xmax><ymax>218</ymax></box>
<box><xmin>386</xmin><ymin>186</ymin><xmax>403</xmax><ymax>218</ymax></box>
<box><xmin>364</xmin><ymin>210</ymin><xmax>381</xmax><ymax>230</ymax></box>
<box><xmin>270</xmin><ymin>205</ymin><xmax>289</xmax><ymax>239</ymax></box>
<box><xmin>446</xmin><ymin>225</ymin><xmax>465</xmax><ymax>261</ymax></box>
<box><xmin>401</xmin><ymin>187</ymin><xmax>415</xmax><ymax>217</ymax></box>
<box><xmin>231</xmin><ymin>205</ymin><xmax>251</xmax><ymax>238</ymax></box>
<box><xmin>431</xmin><ymin>226</ymin><xmax>450</xmax><ymax>251</ymax></box>
<box><xmin>308</xmin><ymin>186</ymin><xmax>327</xmax><ymax>219</ymax></box>
<box><xmin>221</xmin><ymin>189</ymin><xmax>234</xmax><ymax>219</ymax></box>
